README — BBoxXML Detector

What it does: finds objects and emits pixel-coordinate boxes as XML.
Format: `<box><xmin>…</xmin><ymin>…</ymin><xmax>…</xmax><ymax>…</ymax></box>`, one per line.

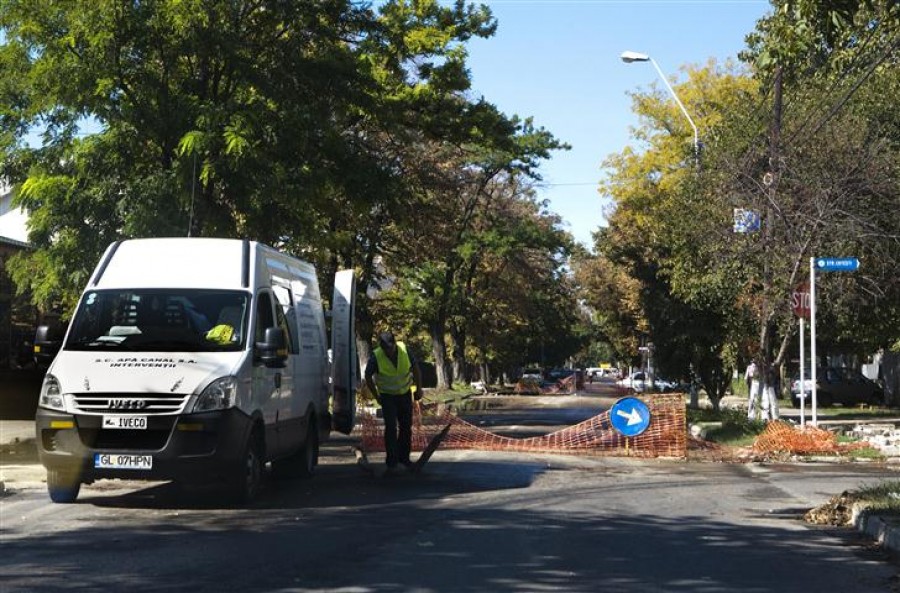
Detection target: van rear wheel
<box><xmin>273</xmin><ymin>417</ymin><xmax>318</xmax><ymax>479</ymax></box>
<box><xmin>47</xmin><ymin>469</ymin><xmax>81</xmax><ymax>503</ymax></box>
<box><xmin>298</xmin><ymin>418</ymin><xmax>319</xmax><ymax>478</ymax></box>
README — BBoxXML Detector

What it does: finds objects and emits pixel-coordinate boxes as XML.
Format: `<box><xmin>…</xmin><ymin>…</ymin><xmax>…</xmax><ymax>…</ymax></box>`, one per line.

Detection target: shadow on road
<box><xmin>2</xmin><ymin>475</ymin><xmax>892</xmax><ymax>593</ymax></box>
<box><xmin>0</xmin><ymin>369</ymin><xmax>42</xmax><ymax>420</ymax></box>
<box><xmin>70</xmin><ymin>441</ymin><xmax>549</xmax><ymax>511</ymax></box>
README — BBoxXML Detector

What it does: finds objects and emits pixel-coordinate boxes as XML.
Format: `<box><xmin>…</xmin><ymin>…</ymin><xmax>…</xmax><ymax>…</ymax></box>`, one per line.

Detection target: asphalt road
<box><xmin>2</xmin><ymin>392</ymin><xmax>900</xmax><ymax>592</ymax></box>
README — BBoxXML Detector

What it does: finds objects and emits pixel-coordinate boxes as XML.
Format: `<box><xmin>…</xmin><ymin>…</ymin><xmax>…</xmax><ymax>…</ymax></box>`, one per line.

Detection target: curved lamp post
<box><xmin>620</xmin><ymin>50</ymin><xmax>699</xmax><ymax>158</ymax></box>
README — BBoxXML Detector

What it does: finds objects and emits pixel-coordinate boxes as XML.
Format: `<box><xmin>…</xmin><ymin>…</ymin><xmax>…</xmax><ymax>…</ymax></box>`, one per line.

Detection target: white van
<box><xmin>34</xmin><ymin>238</ymin><xmax>357</xmax><ymax>503</ymax></box>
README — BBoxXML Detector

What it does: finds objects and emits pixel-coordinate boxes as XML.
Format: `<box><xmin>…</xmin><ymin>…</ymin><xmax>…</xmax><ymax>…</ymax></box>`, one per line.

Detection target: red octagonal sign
<box><xmin>791</xmin><ymin>282</ymin><xmax>810</xmax><ymax>319</ymax></box>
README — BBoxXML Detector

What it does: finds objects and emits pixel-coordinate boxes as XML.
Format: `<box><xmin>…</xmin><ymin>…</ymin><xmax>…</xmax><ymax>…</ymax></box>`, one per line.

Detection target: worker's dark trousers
<box><xmin>381</xmin><ymin>392</ymin><xmax>413</xmax><ymax>467</ymax></box>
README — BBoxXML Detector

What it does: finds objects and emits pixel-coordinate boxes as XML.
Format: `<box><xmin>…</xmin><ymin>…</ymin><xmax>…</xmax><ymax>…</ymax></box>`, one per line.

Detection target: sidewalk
<box><xmin>1</xmin><ymin>420</ymin><xmax>35</xmax><ymax>446</ymax></box>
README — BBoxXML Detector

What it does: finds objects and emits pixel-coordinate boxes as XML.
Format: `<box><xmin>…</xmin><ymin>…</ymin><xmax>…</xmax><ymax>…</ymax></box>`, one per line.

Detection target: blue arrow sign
<box><xmin>609</xmin><ymin>397</ymin><xmax>651</xmax><ymax>437</ymax></box>
<box><xmin>815</xmin><ymin>257</ymin><xmax>859</xmax><ymax>272</ymax></box>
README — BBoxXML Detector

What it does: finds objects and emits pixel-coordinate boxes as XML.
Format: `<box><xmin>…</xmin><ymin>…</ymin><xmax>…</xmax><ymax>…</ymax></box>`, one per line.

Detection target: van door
<box><xmin>271</xmin><ymin>286</ymin><xmax>297</xmax><ymax>453</ymax></box>
<box><xmin>330</xmin><ymin>270</ymin><xmax>357</xmax><ymax>434</ymax></box>
<box><xmin>251</xmin><ymin>290</ymin><xmax>289</xmax><ymax>457</ymax></box>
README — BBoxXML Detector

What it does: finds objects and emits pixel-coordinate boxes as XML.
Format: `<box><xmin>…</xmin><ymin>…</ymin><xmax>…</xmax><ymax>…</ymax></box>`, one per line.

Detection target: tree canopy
<box><xmin>1</xmin><ymin>0</ymin><xmax>577</xmax><ymax>387</ymax></box>
<box><xmin>579</xmin><ymin>0</ymin><xmax>900</xmax><ymax>405</ymax></box>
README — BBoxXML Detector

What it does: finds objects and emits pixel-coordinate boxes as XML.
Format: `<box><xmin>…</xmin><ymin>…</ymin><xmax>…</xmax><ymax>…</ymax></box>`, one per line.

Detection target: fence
<box><xmin>359</xmin><ymin>393</ymin><xmax>686</xmax><ymax>459</ymax></box>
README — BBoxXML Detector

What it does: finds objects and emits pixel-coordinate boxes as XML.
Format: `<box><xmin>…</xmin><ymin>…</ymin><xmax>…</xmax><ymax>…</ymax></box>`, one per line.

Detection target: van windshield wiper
<box><xmin>72</xmin><ymin>337</ymin><xmax>133</xmax><ymax>349</ymax></box>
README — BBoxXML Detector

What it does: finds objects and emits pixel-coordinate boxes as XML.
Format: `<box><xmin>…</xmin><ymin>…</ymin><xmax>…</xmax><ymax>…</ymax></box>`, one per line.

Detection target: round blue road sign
<box><xmin>609</xmin><ymin>397</ymin><xmax>651</xmax><ymax>437</ymax></box>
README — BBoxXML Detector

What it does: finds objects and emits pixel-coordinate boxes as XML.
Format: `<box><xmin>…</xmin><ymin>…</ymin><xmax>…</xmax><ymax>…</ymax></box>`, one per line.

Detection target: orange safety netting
<box><xmin>358</xmin><ymin>394</ymin><xmax>686</xmax><ymax>459</ymax></box>
<box><xmin>752</xmin><ymin>420</ymin><xmax>870</xmax><ymax>455</ymax></box>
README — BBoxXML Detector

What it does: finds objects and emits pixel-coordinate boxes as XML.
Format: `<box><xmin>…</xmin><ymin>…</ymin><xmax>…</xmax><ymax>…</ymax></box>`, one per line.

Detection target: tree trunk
<box><xmin>429</xmin><ymin>321</ymin><xmax>452</xmax><ymax>389</ymax></box>
<box><xmin>480</xmin><ymin>361</ymin><xmax>490</xmax><ymax>386</ymax></box>
<box><xmin>449</xmin><ymin>323</ymin><xmax>466</xmax><ymax>384</ymax></box>
<box><xmin>699</xmin><ymin>364</ymin><xmax>730</xmax><ymax>412</ymax></box>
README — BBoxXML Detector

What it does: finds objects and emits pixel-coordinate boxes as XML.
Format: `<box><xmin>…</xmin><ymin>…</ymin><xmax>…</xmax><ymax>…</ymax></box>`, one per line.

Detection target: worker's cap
<box><xmin>378</xmin><ymin>331</ymin><xmax>396</xmax><ymax>349</ymax></box>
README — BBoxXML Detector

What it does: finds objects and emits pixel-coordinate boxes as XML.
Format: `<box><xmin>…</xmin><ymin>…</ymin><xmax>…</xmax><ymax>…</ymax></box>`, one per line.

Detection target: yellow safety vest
<box><xmin>373</xmin><ymin>342</ymin><xmax>413</xmax><ymax>395</ymax></box>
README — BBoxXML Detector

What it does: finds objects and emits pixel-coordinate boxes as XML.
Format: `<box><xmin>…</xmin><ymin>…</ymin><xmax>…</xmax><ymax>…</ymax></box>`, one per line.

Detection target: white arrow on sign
<box><xmin>616</xmin><ymin>408</ymin><xmax>643</xmax><ymax>426</ymax></box>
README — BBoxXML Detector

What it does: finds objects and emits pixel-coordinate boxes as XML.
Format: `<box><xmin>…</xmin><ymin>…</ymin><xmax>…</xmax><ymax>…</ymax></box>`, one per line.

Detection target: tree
<box><xmin>0</xmin><ymin>0</ymin><xmax>500</xmax><ymax>310</ymax></box>
<box><xmin>734</xmin><ymin>0</ymin><xmax>900</xmax><ymax>379</ymax></box>
<box><xmin>590</xmin><ymin>0</ymin><xmax>900</xmax><ymax>407</ymax></box>
<box><xmin>581</xmin><ymin>60</ymin><xmax>760</xmax><ymax>408</ymax></box>
<box><xmin>370</xmin><ymin>121</ymin><xmax>571</xmax><ymax>388</ymax></box>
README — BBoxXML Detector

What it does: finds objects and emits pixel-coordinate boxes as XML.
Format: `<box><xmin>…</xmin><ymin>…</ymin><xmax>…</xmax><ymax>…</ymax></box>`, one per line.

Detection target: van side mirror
<box><xmin>34</xmin><ymin>324</ymin><xmax>64</xmax><ymax>368</ymax></box>
<box><xmin>254</xmin><ymin>327</ymin><xmax>287</xmax><ymax>368</ymax></box>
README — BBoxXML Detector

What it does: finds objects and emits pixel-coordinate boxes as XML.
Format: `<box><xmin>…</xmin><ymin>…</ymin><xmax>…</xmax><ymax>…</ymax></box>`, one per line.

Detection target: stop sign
<box><xmin>791</xmin><ymin>282</ymin><xmax>810</xmax><ymax>318</ymax></box>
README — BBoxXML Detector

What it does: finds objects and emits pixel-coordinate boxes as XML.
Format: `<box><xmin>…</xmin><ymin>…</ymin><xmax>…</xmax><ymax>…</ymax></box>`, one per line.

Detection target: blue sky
<box><xmin>463</xmin><ymin>0</ymin><xmax>773</xmax><ymax>248</ymax></box>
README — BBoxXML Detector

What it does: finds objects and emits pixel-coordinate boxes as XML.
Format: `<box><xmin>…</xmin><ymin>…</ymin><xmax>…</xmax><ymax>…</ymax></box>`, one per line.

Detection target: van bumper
<box><xmin>35</xmin><ymin>407</ymin><xmax>253</xmax><ymax>484</ymax></box>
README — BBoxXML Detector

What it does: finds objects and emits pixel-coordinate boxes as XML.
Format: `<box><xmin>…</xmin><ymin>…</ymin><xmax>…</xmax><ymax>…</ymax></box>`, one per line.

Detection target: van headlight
<box><xmin>39</xmin><ymin>374</ymin><xmax>66</xmax><ymax>412</ymax></box>
<box><xmin>193</xmin><ymin>376</ymin><xmax>239</xmax><ymax>412</ymax></box>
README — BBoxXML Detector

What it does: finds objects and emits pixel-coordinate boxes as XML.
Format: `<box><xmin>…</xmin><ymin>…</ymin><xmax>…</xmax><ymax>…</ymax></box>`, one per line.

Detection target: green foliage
<box><xmin>0</xmin><ymin>0</ymin><xmax>578</xmax><ymax>392</ymax></box>
<box><xmin>582</xmin><ymin>61</ymin><xmax>757</xmax><ymax>399</ymax></box>
<box><xmin>743</xmin><ymin>0</ymin><xmax>900</xmax><ymax>81</ymax></box>
<box><xmin>687</xmin><ymin>407</ymin><xmax>768</xmax><ymax>446</ymax></box>
<box><xmin>586</xmin><ymin>0</ymin><xmax>900</xmax><ymax>406</ymax></box>
<box><xmin>853</xmin><ymin>480</ymin><xmax>900</xmax><ymax>509</ymax></box>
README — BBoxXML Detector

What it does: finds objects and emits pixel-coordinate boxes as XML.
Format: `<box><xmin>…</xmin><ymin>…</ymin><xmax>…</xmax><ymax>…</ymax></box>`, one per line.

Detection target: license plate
<box><xmin>94</xmin><ymin>453</ymin><xmax>153</xmax><ymax>470</ymax></box>
<box><xmin>102</xmin><ymin>415</ymin><xmax>147</xmax><ymax>430</ymax></box>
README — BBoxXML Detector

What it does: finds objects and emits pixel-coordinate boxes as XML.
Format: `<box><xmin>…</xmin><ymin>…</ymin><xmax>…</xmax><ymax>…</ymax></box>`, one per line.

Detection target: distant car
<box><xmin>547</xmin><ymin>368</ymin><xmax>575</xmax><ymax>381</ymax></box>
<box><xmin>616</xmin><ymin>372</ymin><xmax>677</xmax><ymax>393</ymax></box>
<box><xmin>587</xmin><ymin>368</ymin><xmax>621</xmax><ymax>381</ymax></box>
<box><xmin>656</xmin><ymin>378</ymin><xmax>680</xmax><ymax>392</ymax></box>
<box><xmin>520</xmin><ymin>369</ymin><xmax>543</xmax><ymax>382</ymax></box>
<box><xmin>791</xmin><ymin>367</ymin><xmax>882</xmax><ymax>407</ymax></box>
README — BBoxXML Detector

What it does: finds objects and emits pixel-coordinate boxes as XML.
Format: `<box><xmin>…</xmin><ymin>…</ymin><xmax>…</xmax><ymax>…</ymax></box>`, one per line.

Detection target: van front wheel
<box><xmin>228</xmin><ymin>429</ymin><xmax>263</xmax><ymax>504</ymax></box>
<box><xmin>47</xmin><ymin>469</ymin><xmax>81</xmax><ymax>503</ymax></box>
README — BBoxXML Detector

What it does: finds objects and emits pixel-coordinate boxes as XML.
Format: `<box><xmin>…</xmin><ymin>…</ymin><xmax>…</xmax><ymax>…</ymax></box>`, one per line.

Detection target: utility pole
<box><xmin>757</xmin><ymin>66</ymin><xmax>783</xmax><ymax>420</ymax></box>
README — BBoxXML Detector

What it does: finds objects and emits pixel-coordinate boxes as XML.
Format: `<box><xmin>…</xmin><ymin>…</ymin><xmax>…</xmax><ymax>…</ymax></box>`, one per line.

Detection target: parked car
<box><xmin>616</xmin><ymin>372</ymin><xmax>677</xmax><ymax>393</ymax></box>
<box><xmin>790</xmin><ymin>367</ymin><xmax>883</xmax><ymax>408</ymax></box>
<box><xmin>587</xmin><ymin>367</ymin><xmax>622</xmax><ymax>381</ymax></box>
<box><xmin>520</xmin><ymin>368</ymin><xmax>543</xmax><ymax>382</ymax></box>
<box><xmin>547</xmin><ymin>368</ymin><xmax>575</xmax><ymax>382</ymax></box>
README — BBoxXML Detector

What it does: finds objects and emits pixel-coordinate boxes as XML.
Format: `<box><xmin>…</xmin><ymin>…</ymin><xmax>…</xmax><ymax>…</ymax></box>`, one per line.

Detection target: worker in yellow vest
<box><xmin>364</xmin><ymin>331</ymin><xmax>423</xmax><ymax>471</ymax></box>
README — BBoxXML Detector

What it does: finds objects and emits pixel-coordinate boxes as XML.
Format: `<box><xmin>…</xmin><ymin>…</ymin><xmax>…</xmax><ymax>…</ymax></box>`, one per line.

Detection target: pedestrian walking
<box><xmin>744</xmin><ymin>361</ymin><xmax>757</xmax><ymax>394</ymax></box>
<box><xmin>761</xmin><ymin>364</ymin><xmax>780</xmax><ymax>421</ymax></box>
<box><xmin>745</xmin><ymin>360</ymin><xmax>761</xmax><ymax>420</ymax></box>
<box><xmin>364</xmin><ymin>331</ymin><xmax>423</xmax><ymax>472</ymax></box>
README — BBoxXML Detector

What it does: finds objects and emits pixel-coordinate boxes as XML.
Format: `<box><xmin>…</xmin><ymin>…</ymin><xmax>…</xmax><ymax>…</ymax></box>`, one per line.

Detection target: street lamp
<box><xmin>620</xmin><ymin>50</ymin><xmax>700</xmax><ymax>159</ymax></box>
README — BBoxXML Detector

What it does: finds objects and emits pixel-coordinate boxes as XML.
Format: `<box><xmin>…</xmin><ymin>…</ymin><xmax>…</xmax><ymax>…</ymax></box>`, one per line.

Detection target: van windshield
<box><xmin>65</xmin><ymin>289</ymin><xmax>249</xmax><ymax>352</ymax></box>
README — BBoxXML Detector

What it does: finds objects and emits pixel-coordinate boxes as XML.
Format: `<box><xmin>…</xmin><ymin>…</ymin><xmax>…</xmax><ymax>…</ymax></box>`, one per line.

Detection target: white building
<box><xmin>0</xmin><ymin>181</ymin><xmax>29</xmax><ymax>244</ymax></box>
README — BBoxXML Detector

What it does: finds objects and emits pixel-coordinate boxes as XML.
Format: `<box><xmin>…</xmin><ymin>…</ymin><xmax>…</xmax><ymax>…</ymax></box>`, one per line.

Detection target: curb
<box><xmin>854</xmin><ymin>505</ymin><xmax>900</xmax><ymax>553</ymax></box>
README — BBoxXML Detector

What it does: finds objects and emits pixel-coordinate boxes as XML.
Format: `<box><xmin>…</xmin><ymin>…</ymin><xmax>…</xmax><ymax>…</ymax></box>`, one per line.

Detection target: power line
<box><xmin>784</xmin><ymin>23</ymin><xmax>891</xmax><ymax>146</ymax></box>
<box><xmin>789</xmin><ymin>33</ymin><xmax>900</xmax><ymax>146</ymax></box>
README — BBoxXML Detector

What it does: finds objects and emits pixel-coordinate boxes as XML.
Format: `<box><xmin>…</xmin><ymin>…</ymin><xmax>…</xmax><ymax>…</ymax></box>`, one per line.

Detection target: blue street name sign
<box><xmin>815</xmin><ymin>257</ymin><xmax>859</xmax><ymax>272</ymax></box>
<box><xmin>733</xmin><ymin>208</ymin><xmax>761</xmax><ymax>233</ymax></box>
<box><xmin>609</xmin><ymin>397</ymin><xmax>651</xmax><ymax>437</ymax></box>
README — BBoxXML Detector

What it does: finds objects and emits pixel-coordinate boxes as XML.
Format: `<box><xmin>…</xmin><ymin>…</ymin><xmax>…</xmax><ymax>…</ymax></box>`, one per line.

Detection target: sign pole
<box><xmin>808</xmin><ymin>256</ymin><xmax>859</xmax><ymax>427</ymax></box>
<box><xmin>810</xmin><ymin>257</ymin><xmax>817</xmax><ymax>427</ymax></box>
<box><xmin>791</xmin><ymin>281</ymin><xmax>810</xmax><ymax>428</ymax></box>
<box><xmin>799</xmin><ymin>317</ymin><xmax>805</xmax><ymax>429</ymax></box>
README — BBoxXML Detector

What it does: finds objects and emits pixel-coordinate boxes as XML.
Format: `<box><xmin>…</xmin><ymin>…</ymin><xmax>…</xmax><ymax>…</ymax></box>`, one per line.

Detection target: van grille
<box><xmin>80</xmin><ymin>426</ymin><xmax>174</xmax><ymax>450</ymax></box>
<box><xmin>72</xmin><ymin>394</ymin><xmax>189</xmax><ymax>415</ymax></box>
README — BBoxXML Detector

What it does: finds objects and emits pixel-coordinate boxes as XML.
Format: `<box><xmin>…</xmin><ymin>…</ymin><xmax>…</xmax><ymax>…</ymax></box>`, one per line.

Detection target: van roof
<box><xmin>89</xmin><ymin>237</ymin><xmax>315</xmax><ymax>291</ymax></box>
